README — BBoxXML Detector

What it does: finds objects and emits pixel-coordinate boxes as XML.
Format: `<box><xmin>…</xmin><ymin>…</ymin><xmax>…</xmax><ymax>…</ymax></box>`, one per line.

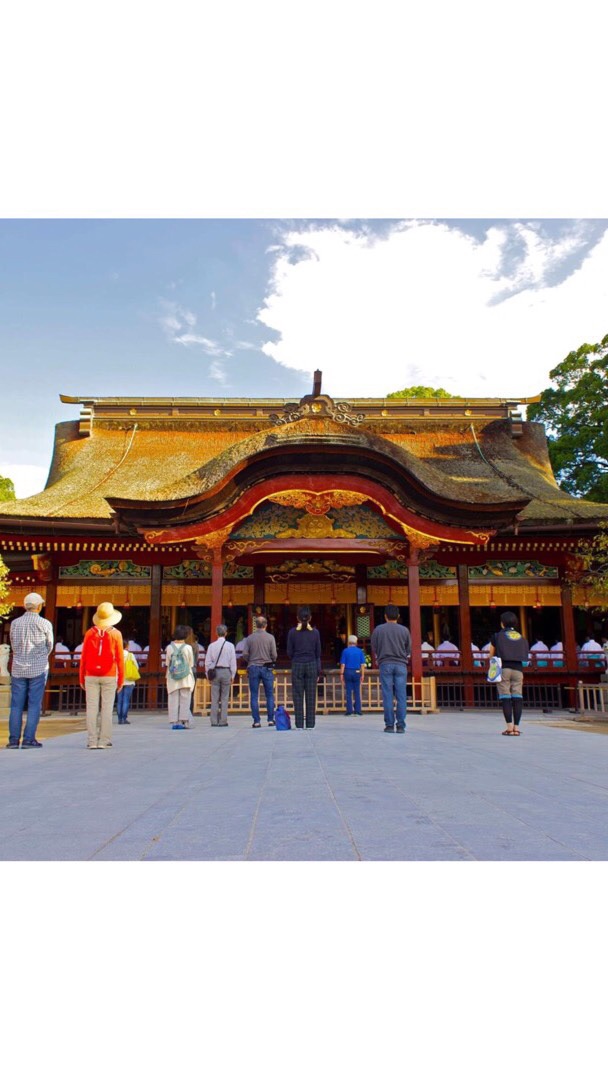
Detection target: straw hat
<box><xmin>92</xmin><ymin>602</ymin><xmax>122</xmax><ymax>629</ymax></box>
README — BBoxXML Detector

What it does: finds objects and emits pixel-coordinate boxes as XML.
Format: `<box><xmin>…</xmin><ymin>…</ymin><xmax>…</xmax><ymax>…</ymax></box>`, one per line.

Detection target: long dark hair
<box><xmin>297</xmin><ymin>605</ymin><xmax>311</xmax><ymax>631</ymax></box>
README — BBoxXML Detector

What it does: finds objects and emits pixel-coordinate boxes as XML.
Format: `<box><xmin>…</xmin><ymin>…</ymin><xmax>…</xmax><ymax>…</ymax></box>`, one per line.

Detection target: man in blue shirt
<box><xmin>340</xmin><ymin>634</ymin><xmax>367</xmax><ymax>716</ymax></box>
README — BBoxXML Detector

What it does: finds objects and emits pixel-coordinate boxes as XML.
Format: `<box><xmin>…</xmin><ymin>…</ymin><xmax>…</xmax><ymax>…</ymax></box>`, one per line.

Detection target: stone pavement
<box><xmin>1</xmin><ymin>710</ymin><xmax>608</xmax><ymax>860</ymax></box>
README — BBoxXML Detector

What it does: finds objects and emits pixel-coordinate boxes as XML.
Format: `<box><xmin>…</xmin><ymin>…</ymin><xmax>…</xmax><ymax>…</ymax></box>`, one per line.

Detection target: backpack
<box><xmin>168</xmin><ymin>643</ymin><xmax>190</xmax><ymax>681</ymax></box>
<box><xmin>124</xmin><ymin>652</ymin><xmax>140</xmax><ymax>681</ymax></box>
<box><xmin>88</xmin><ymin>628</ymin><xmax>117</xmax><ymax>676</ymax></box>
<box><xmin>274</xmin><ymin>704</ymin><xmax>291</xmax><ymax>730</ymax></box>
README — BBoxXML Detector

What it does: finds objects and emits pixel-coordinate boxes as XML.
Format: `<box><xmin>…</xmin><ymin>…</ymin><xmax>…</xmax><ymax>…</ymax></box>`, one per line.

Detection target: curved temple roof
<box><xmin>1</xmin><ymin>393</ymin><xmax>607</xmax><ymax>535</ymax></box>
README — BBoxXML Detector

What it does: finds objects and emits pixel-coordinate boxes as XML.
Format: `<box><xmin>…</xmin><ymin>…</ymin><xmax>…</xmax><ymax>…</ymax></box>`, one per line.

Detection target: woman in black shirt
<box><xmin>287</xmin><ymin>606</ymin><xmax>322</xmax><ymax>729</ymax></box>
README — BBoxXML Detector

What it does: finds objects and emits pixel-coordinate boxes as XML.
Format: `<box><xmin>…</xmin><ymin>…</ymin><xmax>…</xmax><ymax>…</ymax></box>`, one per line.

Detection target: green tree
<box><xmin>569</xmin><ymin>524</ymin><xmax>608</xmax><ymax>605</ymax></box>
<box><xmin>0</xmin><ymin>552</ymin><xmax>13</xmax><ymax>620</ymax></box>
<box><xmin>528</xmin><ymin>333</ymin><xmax>608</xmax><ymax>502</ymax></box>
<box><xmin>386</xmin><ymin>386</ymin><xmax>459</xmax><ymax>400</ymax></box>
<box><xmin>0</xmin><ymin>475</ymin><xmax>15</xmax><ymax>502</ymax></box>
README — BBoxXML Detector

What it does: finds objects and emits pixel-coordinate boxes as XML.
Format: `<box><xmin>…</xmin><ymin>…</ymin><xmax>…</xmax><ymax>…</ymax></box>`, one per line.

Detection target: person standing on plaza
<box><xmin>287</xmin><ymin>606</ymin><xmax>321</xmax><ymax>729</ymax></box>
<box><xmin>488</xmin><ymin>611</ymin><xmax>529</xmax><ymax>735</ymax></box>
<box><xmin>370</xmin><ymin>604</ymin><xmax>411</xmax><ymax>733</ymax></box>
<box><xmin>79</xmin><ymin>602</ymin><xmax>125</xmax><ymax>749</ymax></box>
<box><xmin>116</xmin><ymin>644</ymin><xmax>139</xmax><ymax>724</ymax></box>
<box><xmin>205</xmin><ymin>624</ymin><xmax>236</xmax><ymax>727</ymax></box>
<box><xmin>340</xmin><ymin>634</ymin><xmax>366</xmax><ymax>716</ymax></box>
<box><xmin>6</xmin><ymin>592</ymin><xmax>54</xmax><ymax>749</ymax></box>
<box><xmin>241</xmin><ymin>615</ymin><xmax>277</xmax><ymax>728</ymax></box>
<box><xmin>165</xmin><ymin>625</ymin><xmax>196</xmax><ymax>728</ymax></box>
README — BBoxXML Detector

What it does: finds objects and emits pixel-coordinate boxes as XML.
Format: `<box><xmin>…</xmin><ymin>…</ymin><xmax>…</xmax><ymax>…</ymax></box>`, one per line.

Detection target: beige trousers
<box><xmin>85</xmin><ymin>675</ymin><xmax>117</xmax><ymax>747</ymax></box>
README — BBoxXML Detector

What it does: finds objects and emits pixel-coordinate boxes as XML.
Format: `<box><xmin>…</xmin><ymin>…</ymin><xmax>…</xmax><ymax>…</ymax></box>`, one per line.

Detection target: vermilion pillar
<box><xmin>457</xmin><ymin>563</ymin><xmax>475</xmax><ymax>707</ymax></box>
<box><xmin>148</xmin><ymin>564</ymin><xmax>163</xmax><ymax>707</ymax></box>
<box><xmin>407</xmin><ymin>548</ymin><xmax>422</xmax><ymax>683</ymax></box>
<box><xmin>211</xmin><ymin>552</ymin><xmax>224</xmax><ymax>639</ymax></box>
<box><xmin>559</xmin><ymin>571</ymin><xmax>579</xmax><ymax>708</ymax></box>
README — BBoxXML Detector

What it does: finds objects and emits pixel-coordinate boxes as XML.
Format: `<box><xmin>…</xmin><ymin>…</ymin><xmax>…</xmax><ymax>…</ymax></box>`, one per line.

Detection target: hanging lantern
<box><xmin>534</xmin><ymin>590</ymin><xmax>542</xmax><ymax>610</ymax></box>
<box><xmin>489</xmin><ymin>586</ymin><xmax>496</xmax><ymax>609</ymax></box>
<box><xmin>433</xmin><ymin>587</ymin><xmax>439</xmax><ymax>610</ymax></box>
<box><xmin>124</xmin><ymin>587</ymin><xmax>131</xmax><ymax>610</ymax></box>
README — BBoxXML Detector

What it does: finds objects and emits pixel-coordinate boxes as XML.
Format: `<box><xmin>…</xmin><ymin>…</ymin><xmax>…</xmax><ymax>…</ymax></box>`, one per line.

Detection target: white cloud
<box><xmin>159</xmin><ymin>300</ymin><xmax>232</xmax><ymax>358</ymax></box>
<box><xmin>256</xmin><ymin>221</ymin><xmax>608</xmax><ymax>398</ymax></box>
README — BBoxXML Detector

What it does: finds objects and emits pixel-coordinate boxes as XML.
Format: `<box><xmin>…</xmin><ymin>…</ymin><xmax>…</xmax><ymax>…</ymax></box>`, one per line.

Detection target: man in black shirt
<box><xmin>488</xmin><ymin>611</ymin><xmax>529</xmax><ymax>736</ymax></box>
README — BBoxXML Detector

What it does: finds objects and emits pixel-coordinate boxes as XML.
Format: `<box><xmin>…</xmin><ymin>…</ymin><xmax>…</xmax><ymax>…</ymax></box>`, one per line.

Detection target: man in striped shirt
<box><xmin>7</xmin><ymin>592</ymin><xmax>54</xmax><ymax>748</ymax></box>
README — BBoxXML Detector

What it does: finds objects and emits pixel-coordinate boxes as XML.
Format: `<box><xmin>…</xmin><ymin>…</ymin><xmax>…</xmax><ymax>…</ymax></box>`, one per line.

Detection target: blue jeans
<box><xmin>379</xmin><ymin>662</ymin><xmax>408</xmax><ymax>729</ymax></box>
<box><xmin>344</xmin><ymin>669</ymin><xmax>362</xmax><ymax>714</ymax></box>
<box><xmin>116</xmin><ymin>683</ymin><xmax>135</xmax><ymax>721</ymax></box>
<box><xmin>9</xmin><ymin>672</ymin><xmax>47</xmax><ymax>743</ymax></box>
<box><xmin>248</xmin><ymin>665</ymin><xmax>275</xmax><ymax>724</ymax></box>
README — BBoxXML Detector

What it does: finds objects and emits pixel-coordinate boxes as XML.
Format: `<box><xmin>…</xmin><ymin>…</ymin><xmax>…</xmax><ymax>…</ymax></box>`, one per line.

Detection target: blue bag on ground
<box><xmin>274</xmin><ymin>705</ymin><xmax>291</xmax><ymax>730</ymax></box>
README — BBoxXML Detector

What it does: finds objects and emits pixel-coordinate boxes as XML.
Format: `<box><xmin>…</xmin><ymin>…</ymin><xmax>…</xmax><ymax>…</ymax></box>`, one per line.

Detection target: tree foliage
<box><xmin>569</xmin><ymin>524</ymin><xmax>608</xmax><ymax>605</ymax></box>
<box><xmin>528</xmin><ymin>333</ymin><xmax>608</xmax><ymax>502</ymax></box>
<box><xmin>0</xmin><ymin>552</ymin><xmax>13</xmax><ymax>620</ymax></box>
<box><xmin>387</xmin><ymin>386</ymin><xmax>459</xmax><ymax>400</ymax></box>
<box><xmin>0</xmin><ymin>475</ymin><xmax>15</xmax><ymax>502</ymax></box>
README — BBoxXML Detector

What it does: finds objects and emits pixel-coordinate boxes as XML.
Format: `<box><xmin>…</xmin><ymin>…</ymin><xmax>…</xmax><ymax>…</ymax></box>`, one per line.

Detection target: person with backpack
<box><xmin>79</xmin><ymin>601</ymin><xmax>125</xmax><ymax>749</ymax></box>
<box><xmin>165</xmin><ymin>625</ymin><xmax>196</xmax><ymax>729</ymax></box>
<box><xmin>488</xmin><ymin>611</ymin><xmax>529</xmax><ymax>736</ymax></box>
<box><xmin>116</xmin><ymin>645</ymin><xmax>140</xmax><ymax>724</ymax></box>
<box><xmin>204</xmin><ymin>624</ymin><xmax>237</xmax><ymax>726</ymax></box>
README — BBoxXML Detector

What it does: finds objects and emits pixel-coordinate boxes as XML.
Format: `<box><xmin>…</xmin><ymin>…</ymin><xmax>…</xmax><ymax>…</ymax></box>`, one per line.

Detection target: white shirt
<box><xmin>579</xmin><ymin>639</ymin><xmax>603</xmax><ymax>653</ymax></box>
<box><xmin>436</xmin><ymin>641</ymin><xmax>459</xmax><ymax>654</ymax></box>
<box><xmin>550</xmin><ymin>642</ymin><xmax>563</xmax><ymax>653</ymax></box>
<box><xmin>529</xmin><ymin>641</ymin><xmax>549</xmax><ymax>658</ymax></box>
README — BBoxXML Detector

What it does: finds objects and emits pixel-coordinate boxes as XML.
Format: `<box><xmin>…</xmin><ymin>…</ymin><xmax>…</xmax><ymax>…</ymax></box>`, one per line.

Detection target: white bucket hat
<box><xmin>92</xmin><ymin>601</ymin><xmax>122</xmax><ymax>629</ymax></box>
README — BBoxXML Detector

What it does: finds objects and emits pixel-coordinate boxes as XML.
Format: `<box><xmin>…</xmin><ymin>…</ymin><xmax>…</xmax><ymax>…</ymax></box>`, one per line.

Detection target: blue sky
<box><xmin>2</xmin><ymin>217</ymin><xmax>608</xmax><ymax>498</ymax></box>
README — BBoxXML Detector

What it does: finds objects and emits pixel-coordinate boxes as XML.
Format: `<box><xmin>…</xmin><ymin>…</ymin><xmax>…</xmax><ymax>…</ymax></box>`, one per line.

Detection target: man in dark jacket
<box><xmin>241</xmin><ymin>615</ymin><xmax>278</xmax><ymax>728</ymax></box>
<box><xmin>370</xmin><ymin>604</ymin><xmax>412</xmax><ymax>732</ymax></box>
<box><xmin>488</xmin><ymin>611</ymin><xmax>529</xmax><ymax>736</ymax></box>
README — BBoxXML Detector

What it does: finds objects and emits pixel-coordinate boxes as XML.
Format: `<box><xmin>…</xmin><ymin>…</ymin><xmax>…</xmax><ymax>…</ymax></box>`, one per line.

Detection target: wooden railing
<box><xmin>194</xmin><ymin>669</ymin><xmax>438</xmax><ymax>716</ymax></box>
<box><xmin>576</xmin><ymin>681</ymin><xmax>608</xmax><ymax>717</ymax></box>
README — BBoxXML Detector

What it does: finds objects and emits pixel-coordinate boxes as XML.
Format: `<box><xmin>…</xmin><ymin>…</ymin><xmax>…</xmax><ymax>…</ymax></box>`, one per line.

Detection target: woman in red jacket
<box><xmin>79</xmin><ymin>602</ymin><xmax>125</xmax><ymax>749</ymax></box>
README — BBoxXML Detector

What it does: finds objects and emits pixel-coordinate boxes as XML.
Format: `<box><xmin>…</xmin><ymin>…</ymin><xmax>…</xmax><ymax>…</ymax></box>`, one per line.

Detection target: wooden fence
<box><xmin>194</xmin><ymin>669</ymin><xmax>437</xmax><ymax>716</ymax></box>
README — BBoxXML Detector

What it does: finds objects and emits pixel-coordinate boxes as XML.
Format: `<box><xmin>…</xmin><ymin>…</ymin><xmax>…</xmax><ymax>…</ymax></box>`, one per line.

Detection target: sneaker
<box><xmin>21</xmin><ymin>739</ymin><xmax>43</xmax><ymax>748</ymax></box>
<box><xmin>86</xmin><ymin>745</ymin><xmax>99</xmax><ymax>750</ymax></box>
<box><xmin>384</xmin><ymin>726</ymin><xmax>395</xmax><ymax>732</ymax></box>
<box><xmin>268</xmin><ymin>720</ymin><xmax>275</xmax><ymax>726</ymax></box>
<box><xmin>6</xmin><ymin>740</ymin><xmax>20</xmax><ymax>749</ymax></box>
<box><xmin>252</xmin><ymin>722</ymin><xmax>261</xmax><ymax>728</ymax></box>
<box><xmin>98</xmin><ymin>743</ymin><xmax>112</xmax><ymax>749</ymax></box>
<box><xmin>171</xmin><ymin>723</ymin><xmax>185</xmax><ymax>730</ymax></box>
<box><xmin>395</xmin><ymin>727</ymin><xmax>406</xmax><ymax>733</ymax></box>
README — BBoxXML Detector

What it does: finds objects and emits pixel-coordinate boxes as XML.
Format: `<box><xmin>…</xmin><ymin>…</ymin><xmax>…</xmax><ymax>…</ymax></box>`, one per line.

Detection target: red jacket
<box><xmin>79</xmin><ymin>626</ymin><xmax>125</xmax><ymax>688</ymax></box>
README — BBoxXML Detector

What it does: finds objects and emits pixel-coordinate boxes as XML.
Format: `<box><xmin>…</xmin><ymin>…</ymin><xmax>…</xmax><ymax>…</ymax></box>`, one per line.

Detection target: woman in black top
<box><xmin>287</xmin><ymin>606</ymin><xmax>322</xmax><ymax>728</ymax></box>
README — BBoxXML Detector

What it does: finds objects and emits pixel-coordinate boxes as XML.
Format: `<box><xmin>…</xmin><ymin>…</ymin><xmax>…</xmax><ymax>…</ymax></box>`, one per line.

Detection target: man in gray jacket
<box><xmin>370</xmin><ymin>604</ymin><xmax>411</xmax><ymax>733</ymax></box>
<box><xmin>241</xmin><ymin>615</ymin><xmax>278</xmax><ymax>728</ymax></box>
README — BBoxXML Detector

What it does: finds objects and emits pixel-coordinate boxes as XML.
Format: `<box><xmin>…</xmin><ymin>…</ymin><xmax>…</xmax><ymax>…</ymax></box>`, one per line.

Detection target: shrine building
<box><xmin>1</xmin><ymin>376</ymin><xmax>607</xmax><ymax>713</ymax></box>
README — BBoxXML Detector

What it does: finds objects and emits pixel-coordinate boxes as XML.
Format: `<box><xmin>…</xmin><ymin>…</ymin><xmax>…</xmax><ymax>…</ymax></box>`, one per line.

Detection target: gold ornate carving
<box><xmin>276</xmin><ymin>513</ymin><xmax>356</xmax><ymax>539</ymax></box>
<box><xmin>400</xmin><ymin>525</ymin><xmax>444</xmax><ymax>551</ymax></box>
<box><xmin>269</xmin><ymin>394</ymin><xmax>366</xmax><ymax>427</ymax></box>
<box><xmin>268</xmin><ymin>490</ymin><xmax>366</xmax><ymax>516</ymax></box>
<box><xmin>193</xmin><ymin>525</ymin><xmax>233</xmax><ymax>558</ymax></box>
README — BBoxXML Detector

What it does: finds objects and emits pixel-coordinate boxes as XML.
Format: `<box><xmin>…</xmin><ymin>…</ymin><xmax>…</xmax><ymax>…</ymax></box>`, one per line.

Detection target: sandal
<box><xmin>502</xmin><ymin>729</ymin><xmax>515</xmax><ymax>735</ymax></box>
<box><xmin>512</xmin><ymin>729</ymin><xmax>521</xmax><ymax>735</ymax></box>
